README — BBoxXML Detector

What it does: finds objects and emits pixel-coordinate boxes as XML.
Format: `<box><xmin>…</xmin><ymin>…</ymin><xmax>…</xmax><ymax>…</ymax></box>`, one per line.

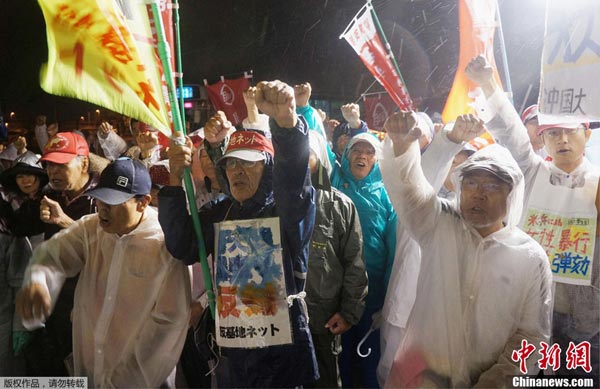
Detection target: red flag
<box><xmin>363</xmin><ymin>93</ymin><xmax>397</xmax><ymax>131</ymax></box>
<box><xmin>341</xmin><ymin>3</ymin><xmax>413</xmax><ymax>111</ymax></box>
<box><xmin>205</xmin><ymin>77</ymin><xmax>250</xmax><ymax>126</ymax></box>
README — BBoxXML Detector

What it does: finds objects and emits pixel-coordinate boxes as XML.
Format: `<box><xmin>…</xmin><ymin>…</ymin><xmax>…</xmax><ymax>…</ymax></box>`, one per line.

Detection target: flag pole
<box><xmin>367</xmin><ymin>0</ymin><xmax>412</xmax><ymax>108</ymax></box>
<box><xmin>150</xmin><ymin>2</ymin><xmax>216</xmax><ymax>318</ymax></box>
<box><xmin>173</xmin><ymin>0</ymin><xmax>186</xmax><ymax>126</ymax></box>
<box><xmin>495</xmin><ymin>3</ymin><xmax>513</xmax><ymax>103</ymax></box>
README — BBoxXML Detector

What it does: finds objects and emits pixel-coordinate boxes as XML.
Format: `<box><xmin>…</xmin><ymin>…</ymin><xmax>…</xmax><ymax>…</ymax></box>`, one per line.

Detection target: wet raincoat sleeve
<box><xmin>382</xmin><ymin>205</ymin><xmax>397</xmax><ymax>289</ymax></box>
<box><xmin>420</xmin><ymin>129</ymin><xmax>466</xmax><ymax>192</ymax></box>
<box><xmin>98</xmin><ymin>130</ymin><xmax>128</xmax><ymax>161</ymax></box>
<box><xmin>22</xmin><ymin>218</ymin><xmax>88</xmax><ymax>323</ymax></box>
<box><xmin>270</xmin><ymin>117</ymin><xmax>316</xmax><ymax>292</ymax></box>
<box><xmin>379</xmin><ymin>138</ymin><xmax>443</xmax><ymax>245</ymax></box>
<box><xmin>478</xmin><ymin>89</ymin><xmax>543</xmax><ymax>185</ymax></box>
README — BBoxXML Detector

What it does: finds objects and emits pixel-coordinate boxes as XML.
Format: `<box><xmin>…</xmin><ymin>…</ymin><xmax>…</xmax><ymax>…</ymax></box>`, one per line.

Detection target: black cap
<box><xmin>86</xmin><ymin>158</ymin><xmax>151</xmax><ymax>205</ymax></box>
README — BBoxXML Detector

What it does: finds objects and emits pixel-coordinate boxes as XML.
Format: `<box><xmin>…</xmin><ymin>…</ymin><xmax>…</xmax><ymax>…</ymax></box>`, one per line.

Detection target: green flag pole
<box><xmin>173</xmin><ymin>0</ymin><xmax>186</xmax><ymax>125</ymax></box>
<box><xmin>150</xmin><ymin>2</ymin><xmax>216</xmax><ymax>319</ymax></box>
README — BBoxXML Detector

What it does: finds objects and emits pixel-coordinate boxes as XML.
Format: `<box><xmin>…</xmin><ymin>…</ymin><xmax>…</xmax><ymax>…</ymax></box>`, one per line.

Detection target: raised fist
<box><xmin>293</xmin><ymin>83</ymin><xmax>312</xmax><ymax>108</ymax></box>
<box><xmin>465</xmin><ymin>55</ymin><xmax>495</xmax><ymax>87</ymax></box>
<box><xmin>204</xmin><ymin>111</ymin><xmax>233</xmax><ymax>146</ymax></box>
<box><xmin>341</xmin><ymin>103</ymin><xmax>361</xmax><ymax>129</ymax></box>
<box><xmin>384</xmin><ymin>111</ymin><xmax>420</xmax><ymax>156</ymax></box>
<box><xmin>256</xmin><ymin>81</ymin><xmax>297</xmax><ymax>128</ymax></box>
<box><xmin>447</xmin><ymin>114</ymin><xmax>486</xmax><ymax>144</ymax></box>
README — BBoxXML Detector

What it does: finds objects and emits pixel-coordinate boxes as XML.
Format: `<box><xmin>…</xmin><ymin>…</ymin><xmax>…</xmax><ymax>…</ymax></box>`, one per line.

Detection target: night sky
<box><xmin>0</xmin><ymin>0</ymin><xmax>546</xmax><ymax>124</ymax></box>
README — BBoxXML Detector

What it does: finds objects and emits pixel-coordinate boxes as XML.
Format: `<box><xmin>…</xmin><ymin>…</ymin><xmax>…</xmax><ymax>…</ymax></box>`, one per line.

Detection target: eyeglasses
<box><xmin>224</xmin><ymin>158</ymin><xmax>259</xmax><ymax>169</ymax></box>
<box><xmin>350</xmin><ymin>146</ymin><xmax>376</xmax><ymax>156</ymax></box>
<box><xmin>542</xmin><ymin>126</ymin><xmax>584</xmax><ymax>138</ymax></box>
<box><xmin>461</xmin><ymin>178</ymin><xmax>507</xmax><ymax>193</ymax></box>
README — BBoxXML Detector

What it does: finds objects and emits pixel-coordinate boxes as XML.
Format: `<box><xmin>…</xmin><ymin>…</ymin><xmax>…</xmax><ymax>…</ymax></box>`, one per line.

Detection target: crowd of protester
<box><xmin>0</xmin><ymin>56</ymin><xmax>598</xmax><ymax>388</ymax></box>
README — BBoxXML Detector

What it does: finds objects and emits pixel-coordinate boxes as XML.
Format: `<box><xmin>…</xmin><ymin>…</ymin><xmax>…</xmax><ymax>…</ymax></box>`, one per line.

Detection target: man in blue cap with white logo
<box><xmin>16</xmin><ymin>158</ymin><xmax>191</xmax><ymax>388</ymax></box>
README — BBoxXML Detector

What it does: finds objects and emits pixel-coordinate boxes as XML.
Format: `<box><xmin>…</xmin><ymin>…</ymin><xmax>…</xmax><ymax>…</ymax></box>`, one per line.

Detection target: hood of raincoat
<box><xmin>337</xmin><ymin>132</ymin><xmax>384</xmax><ymax>187</ymax></box>
<box><xmin>450</xmin><ymin>143</ymin><xmax>525</xmax><ymax>229</ymax></box>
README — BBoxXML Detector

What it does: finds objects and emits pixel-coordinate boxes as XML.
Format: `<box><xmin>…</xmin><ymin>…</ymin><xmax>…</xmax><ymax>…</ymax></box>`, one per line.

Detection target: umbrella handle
<box><xmin>356</xmin><ymin>327</ymin><xmax>375</xmax><ymax>358</ymax></box>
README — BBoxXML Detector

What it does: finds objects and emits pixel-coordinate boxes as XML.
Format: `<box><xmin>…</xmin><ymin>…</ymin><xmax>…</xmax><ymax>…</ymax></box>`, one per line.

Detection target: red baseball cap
<box><xmin>220</xmin><ymin>131</ymin><xmax>274</xmax><ymax>163</ymax></box>
<box><xmin>41</xmin><ymin>132</ymin><xmax>89</xmax><ymax>164</ymax></box>
<box><xmin>521</xmin><ymin>105</ymin><xmax>538</xmax><ymax>124</ymax></box>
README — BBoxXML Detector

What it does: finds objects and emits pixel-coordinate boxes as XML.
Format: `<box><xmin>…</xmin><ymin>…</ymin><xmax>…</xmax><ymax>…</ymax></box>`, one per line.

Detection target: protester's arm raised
<box><xmin>466</xmin><ymin>55</ymin><xmax>542</xmax><ymax>181</ymax></box>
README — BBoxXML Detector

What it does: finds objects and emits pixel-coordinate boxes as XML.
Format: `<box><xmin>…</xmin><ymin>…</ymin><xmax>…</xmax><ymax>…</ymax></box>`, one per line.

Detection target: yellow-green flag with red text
<box><xmin>37</xmin><ymin>0</ymin><xmax>173</xmax><ymax>136</ymax></box>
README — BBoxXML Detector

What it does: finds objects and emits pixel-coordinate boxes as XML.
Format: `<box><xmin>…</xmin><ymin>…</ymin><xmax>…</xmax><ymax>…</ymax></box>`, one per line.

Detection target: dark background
<box><xmin>0</xmin><ymin>0</ymin><xmax>547</xmax><ymax>126</ymax></box>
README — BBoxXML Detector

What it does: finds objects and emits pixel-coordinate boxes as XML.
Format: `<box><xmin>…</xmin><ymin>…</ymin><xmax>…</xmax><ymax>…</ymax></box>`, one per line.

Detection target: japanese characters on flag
<box><xmin>522</xmin><ymin>167</ymin><xmax>598</xmax><ymax>285</ymax></box>
<box><xmin>340</xmin><ymin>2</ymin><xmax>413</xmax><ymax>111</ymax></box>
<box><xmin>363</xmin><ymin>93</ymin><xmax>396</xmax><ymax>131</ymax></box>
<box><xmin>204</xmin><ymin>76</ymin><xmax>250</xmax><ymax>126</ymax></box>
<box><xmin>442</xmin><ymin>0</ymin><xmax>503</xmax><ymax>124</ymax></box>
<box><xmin>37</xmin><ymin>0</ymin><xmax>174</xmax><ymax>136</ymax></box>
<box><xmin>538</xmin><ymin>0</ymin><xmax>600</xmax><ymax>124</ymax></box>
<box><xmin>214</xmin><ymin>217</ymin><xmax>292</xmax><ymax>348</ymax></box>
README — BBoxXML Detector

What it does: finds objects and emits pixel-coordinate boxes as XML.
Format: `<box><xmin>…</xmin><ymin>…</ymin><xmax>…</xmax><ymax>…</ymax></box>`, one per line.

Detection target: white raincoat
<box><xmin>378</xmin><ymin>128</ymin><xmax>465</xmax><ymax>384</ymax></box>
<box><xmin>384</xmin><ymin>140</ymin><xmax>552</xmax><ymax>387</ymax></box>
<box><xmin>479</xmin><ymin>88</ymin><xmax>600</xmax><ymax>376</ymax></box>
<box><xmin>22</xmin><ymin>207</ymin><xmax>191</xmax><ymax>387</ymax></box>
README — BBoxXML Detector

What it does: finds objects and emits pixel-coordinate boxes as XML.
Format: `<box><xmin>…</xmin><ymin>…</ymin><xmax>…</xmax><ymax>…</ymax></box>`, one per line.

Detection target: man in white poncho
<box><xmin>383</xmin><ymin>112</ymin><xmax>553</xmax><ymax>387</ymax></box>
<box><xmin>16</xmin><ymin>158</ymin><xmax>191</xmax><ymax>387</ymax></box>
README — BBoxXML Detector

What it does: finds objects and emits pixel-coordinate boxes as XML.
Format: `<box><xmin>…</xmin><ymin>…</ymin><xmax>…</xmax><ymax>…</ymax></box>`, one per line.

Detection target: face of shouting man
<box><xmin>96</xmin><ymin>196</ymin><xmax>150</xmax><ymax>236</ymax></box>
<box><xmin>348</xmin><ymin>141</ymin><xmax>377</xmax><ymax>180</ymax></box>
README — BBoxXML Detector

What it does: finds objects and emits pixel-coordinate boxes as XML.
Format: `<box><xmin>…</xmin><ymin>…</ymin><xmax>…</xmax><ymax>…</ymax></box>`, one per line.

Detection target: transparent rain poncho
<box><xmin>384</xmin><ymin>142</ymin><xmax>553</xmax><ymax>388</ymax></box>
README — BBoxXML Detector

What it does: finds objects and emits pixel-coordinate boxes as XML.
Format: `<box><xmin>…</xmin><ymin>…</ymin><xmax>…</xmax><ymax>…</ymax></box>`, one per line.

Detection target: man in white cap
<box><xmin>17</xmin><ymin>158</ymin><xmax>191</xmax><ymax>387</ymax></box>
<box><xmin>382</xmin><ymin>112</ymin><xmax>552</xmax><ymax>387</ymax></box>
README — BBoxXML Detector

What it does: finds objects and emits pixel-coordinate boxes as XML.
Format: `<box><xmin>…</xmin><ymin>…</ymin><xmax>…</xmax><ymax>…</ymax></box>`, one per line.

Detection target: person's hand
<box><xmin>465</xmin><ymin>55</ymin><xmax>497</xmax><ymax>95</ymax></box>
<box><xmin>40</xmin><ymin>196</ymin><xmax>74</xmax><ymax>228</ymax></box>
<box><xmin>97</xmin><ymin>121</ymin><xmax>114</xmax><ymax>139</ymax></box>
<box><xmin>384</xmin><ymin>111</ymin><xmax>421</xmax><ymax>157</ymax></box>
<box><xmin>341</xmin><ymin>103</ymin><xmax>361</xmax><ymax>129</ymax></box>
<box><xmin>293</xmin><ymin>83</ymin><xmax>312</xmax><ymax>108</ymax></box>
<box><xmin>136</xmin><ymin>130</ymin><xmax>159</xmax><ymax>159</ymax></box>
<box><xmin>256</xmin><ymin>81</ymin><xmax>297</xmax><ymax>128</ymax></box>
<box><xmin>12</xmin><ymin>330</ymin><xmax>33</xmax><ymax>356</ymax></box>
<box><xmin>47</xmin><ymin>123</ymin><xmax>59</xmax><ymax>137</ymax></box>
<box><xmin>447</xmin><ymin>114</ymin><xmax>487</xmax><ymax>144</ymax></box>
<box><xmin>204</xmin><ymin>111</ymin><xmax>233</xmax><ymax>146</ymax></box>
<box><xmin>243</xmin><ymin>87</ymin><xmax>257</xmax><ymax>108</ymax></box>
<box><xmin>16</xmin><ymin>283</ymin><xmax>51</xmax><ymax>324</ymax></box>
<box><xmin>14</xmin><ymin>136</ymin><xmax>27</xmax><ymax>154</ymax></box>
<box><xmin>168</xmin><ymin>132</ymin><xmax>193</xmax><ymax>186</ymax></box>
<box><xmin>325</xmin><ymin>313</ymin><xmax>351</xmax><ymax>335</ymax></box>
<box><xmin>243</xmin><ymin>87</ymin><xmax>260</xmax><ymax>124</ymax></box>
<box><xmin>326</xmin><ymin>119</ymin><xmax>340</xmax><ymax>132</ymax></box>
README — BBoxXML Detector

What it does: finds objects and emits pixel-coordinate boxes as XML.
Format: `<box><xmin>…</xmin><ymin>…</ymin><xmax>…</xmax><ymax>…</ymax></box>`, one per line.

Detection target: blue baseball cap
<box><xmin>86</xmin><ymin>158</ymin><xmax>151</xmax><ymax>205</ymax></box>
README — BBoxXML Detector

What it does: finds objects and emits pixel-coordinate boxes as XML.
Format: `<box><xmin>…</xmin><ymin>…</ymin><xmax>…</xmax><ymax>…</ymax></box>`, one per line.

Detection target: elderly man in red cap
<box><xmin>467</xmin><ymin>55</ymin><xmax>599</xmax><ymax>382</ymax></box>
<box><xmin>160</xmin><ymin>80</ymin><xmax>318</xmax><ymax>387</ymax></box>
<box><xmin>21</xmin><ymin>131</ymin><xmax>100</xmax><ymax>376</ymax></box>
